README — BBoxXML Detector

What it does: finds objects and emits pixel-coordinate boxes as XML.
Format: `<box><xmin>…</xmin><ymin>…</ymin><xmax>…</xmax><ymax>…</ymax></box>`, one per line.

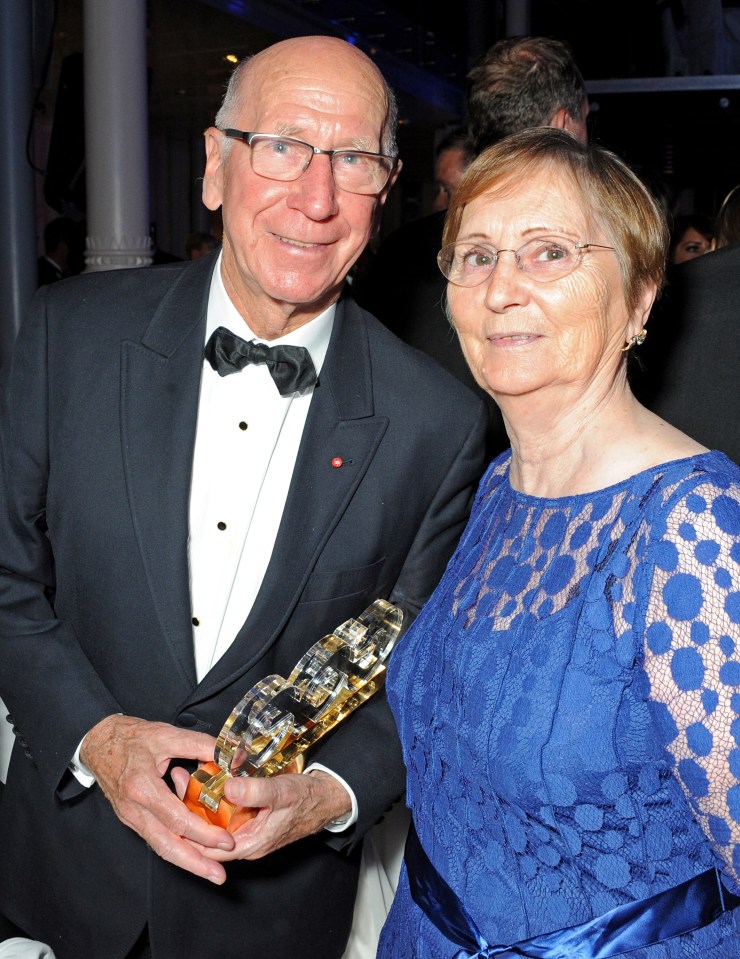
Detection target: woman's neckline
<box><xmin>501</xmin><ymin>449</ymin><xmax>724</xmax><ymax>507</ymax></box>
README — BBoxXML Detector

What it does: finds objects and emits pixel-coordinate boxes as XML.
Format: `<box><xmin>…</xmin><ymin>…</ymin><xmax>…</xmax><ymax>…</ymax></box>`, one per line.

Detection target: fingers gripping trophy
<box><xmin>184</xmin><ymin>599</ymin><xmax>403</xmax><ymax>831</ymax></box>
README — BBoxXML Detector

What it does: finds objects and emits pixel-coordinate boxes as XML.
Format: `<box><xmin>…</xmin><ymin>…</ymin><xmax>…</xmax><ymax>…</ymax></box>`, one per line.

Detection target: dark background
<box><xmin>33</xmin><ymin>0</ymin><xmax>740</xmax><ymax>248</ymax></box>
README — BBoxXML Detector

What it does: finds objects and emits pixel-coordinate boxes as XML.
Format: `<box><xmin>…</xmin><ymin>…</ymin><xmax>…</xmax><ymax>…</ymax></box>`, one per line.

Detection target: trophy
<box><xmin>184</xmin><ymin>598</ymin><xmax>403</xmax><ymax>831</ymax></box>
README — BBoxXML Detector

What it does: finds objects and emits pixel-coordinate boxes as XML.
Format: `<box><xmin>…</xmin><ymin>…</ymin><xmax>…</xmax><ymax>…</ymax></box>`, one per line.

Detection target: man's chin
<box><xmin>263</xmin><ymin>277</ymin><xmax>344</xmax><ymax>311</ymax></box>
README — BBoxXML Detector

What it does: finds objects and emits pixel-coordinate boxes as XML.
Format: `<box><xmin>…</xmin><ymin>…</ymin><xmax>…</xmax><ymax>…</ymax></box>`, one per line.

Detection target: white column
<box><xmin>83</xmin><ymin>0</ymin><xmax>152</xmax><ymax>270</ymax></box>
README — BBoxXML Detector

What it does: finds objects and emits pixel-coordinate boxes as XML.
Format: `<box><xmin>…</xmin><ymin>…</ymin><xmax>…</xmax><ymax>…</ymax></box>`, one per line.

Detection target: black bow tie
<box><xmin>204</xmin><ymin>326</ymin><xmax>317</xmax><ymax>396</ymax></box>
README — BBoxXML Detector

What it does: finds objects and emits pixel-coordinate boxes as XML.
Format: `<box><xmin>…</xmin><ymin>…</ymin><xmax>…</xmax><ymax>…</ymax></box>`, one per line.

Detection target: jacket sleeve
<box><xmin>0</xmin><ymin>288</ymin><xmax>123</xmax><ymax>798</ymax></box>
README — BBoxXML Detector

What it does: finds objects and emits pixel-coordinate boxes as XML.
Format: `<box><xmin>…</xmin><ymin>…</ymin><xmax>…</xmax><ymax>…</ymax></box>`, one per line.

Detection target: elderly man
<box><xmin>0</xmin><ymin>36</ymin><xmax>486</xmax><ymax>959</ymax></box>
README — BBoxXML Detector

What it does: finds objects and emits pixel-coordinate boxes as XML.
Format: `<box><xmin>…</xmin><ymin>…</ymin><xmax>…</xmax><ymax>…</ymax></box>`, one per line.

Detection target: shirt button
<box><xmin>239</xmin><ymin>421</ymin><xmax>248</xmax><ymax>430</ymax></box>
<box><xmin>192</xmin><ymin>616</ymin><xmax>200</xmax><ymax>626</ymax></box>
<box><xmin>217</xmin><ymin>521</ymin><xmax>227</xmax><ymax>530</ymax></box>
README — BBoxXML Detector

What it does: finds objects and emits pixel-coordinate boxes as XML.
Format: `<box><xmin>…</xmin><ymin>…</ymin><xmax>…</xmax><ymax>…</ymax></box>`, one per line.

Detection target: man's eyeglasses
<box><xmin>437</xmin><ymin>236</ymin><xmax>616</xmax><ymax>287</ymax></box>
<box><xmin>220</xmin><ymin>129</ymin><xmax>398</xmax><ymax>196</ymax></box>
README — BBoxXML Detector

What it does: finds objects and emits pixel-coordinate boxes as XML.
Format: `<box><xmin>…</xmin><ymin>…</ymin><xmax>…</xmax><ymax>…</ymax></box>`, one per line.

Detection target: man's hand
<box><xmin>81</xmin><ymin>714</ymin><xmax>235</xmax><ymax>884</ymax></box>
<box><xmin>171</xmin><ymin>765</ymin><xmax>352</xmax><ymax>861</ymax></box>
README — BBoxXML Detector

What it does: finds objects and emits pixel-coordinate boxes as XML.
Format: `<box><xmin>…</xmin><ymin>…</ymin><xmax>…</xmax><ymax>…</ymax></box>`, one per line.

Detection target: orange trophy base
<box><xmin>184</xmin><ymin>761</ymin><xmax>258</xmax><ymax>832</ymax></box>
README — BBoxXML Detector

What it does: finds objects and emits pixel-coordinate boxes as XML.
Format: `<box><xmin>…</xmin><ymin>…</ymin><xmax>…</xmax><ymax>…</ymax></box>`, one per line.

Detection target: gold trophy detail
<box><xmin>184</xmin><ymin>598</ymin><xmax>403</xmax><ymax>831</ymax></box>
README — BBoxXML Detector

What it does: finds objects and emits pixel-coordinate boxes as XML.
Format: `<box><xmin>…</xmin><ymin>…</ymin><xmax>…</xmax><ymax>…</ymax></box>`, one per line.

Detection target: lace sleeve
<box><xmin>643</xmin><ymin>478</ymin><xmax>740</xmax><ymax>889</ymax></box>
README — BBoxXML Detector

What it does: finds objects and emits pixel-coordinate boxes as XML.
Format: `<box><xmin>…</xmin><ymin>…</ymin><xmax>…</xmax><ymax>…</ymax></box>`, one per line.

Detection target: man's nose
<box><xmin>287</xmin><ymin>154</ymin><xmax>339</xmax><ymax>220</ymax></box>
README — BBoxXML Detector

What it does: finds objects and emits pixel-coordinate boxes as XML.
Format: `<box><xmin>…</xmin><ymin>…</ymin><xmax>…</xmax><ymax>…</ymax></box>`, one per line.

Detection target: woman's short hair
<box><xmin>443</xmin><ymin>127</ymin><xmax>668</xmax><ymax>311</ymax></box>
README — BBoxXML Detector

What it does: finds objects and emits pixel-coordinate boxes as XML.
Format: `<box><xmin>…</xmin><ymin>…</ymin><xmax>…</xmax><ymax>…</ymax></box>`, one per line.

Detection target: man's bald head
<box><xmin>215</xmin><ymin>36</ymin><xmax>398</xmax><ymax>156</ymax></box>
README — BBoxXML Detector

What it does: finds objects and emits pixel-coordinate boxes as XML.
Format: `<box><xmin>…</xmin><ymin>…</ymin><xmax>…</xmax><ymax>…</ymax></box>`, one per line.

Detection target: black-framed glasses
<box><xmin>221</xmin><ymin>129</ymin><xmax>398</xmax><ymax>196</ymax></box>
<box><xmin>437</xmin><ymin>235</ymin><xmax>616</xmax><ymax>287</ymax></box>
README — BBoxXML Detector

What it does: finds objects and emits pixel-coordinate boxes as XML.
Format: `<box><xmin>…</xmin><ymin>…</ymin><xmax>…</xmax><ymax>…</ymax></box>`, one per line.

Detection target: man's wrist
<box><xmin>70</xmin><ymin>738</ymin><xmax>96</xmax><ymax>787</ymax></box>
<box><xmin>304</xmin><ymin>762</ymin><xmax>358</xmax><ymax>832</ymax></box>
<box><xmin>72</xmin><ymin>713</ymin><xmax>125</xmax><ymax>787</ymax></box>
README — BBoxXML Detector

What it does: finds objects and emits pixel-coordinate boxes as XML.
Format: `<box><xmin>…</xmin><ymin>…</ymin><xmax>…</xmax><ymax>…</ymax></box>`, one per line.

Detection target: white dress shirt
<box><xmin>189</xmin><ymin>257</ymin><xmax>333</xmax><ymax>680</ymax></box>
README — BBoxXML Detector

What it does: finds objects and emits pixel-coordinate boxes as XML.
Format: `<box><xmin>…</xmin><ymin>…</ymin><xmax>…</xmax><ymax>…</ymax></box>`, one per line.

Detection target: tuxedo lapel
<box><xmin>120</xmin><ymin>257</ymin><xmax>216</xmax><ymax>688</ymax></box>
<box><xmin>196</xmin><ymin>297</ymin><xmax>389</xmax><ymax>695</ymax></box>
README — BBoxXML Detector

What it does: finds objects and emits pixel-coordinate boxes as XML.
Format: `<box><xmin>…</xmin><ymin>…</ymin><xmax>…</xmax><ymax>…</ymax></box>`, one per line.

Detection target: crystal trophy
<box><xmin>184</xmin><ymin>598</ymin><xmax>403</xmax><ymax>831</ymax></box>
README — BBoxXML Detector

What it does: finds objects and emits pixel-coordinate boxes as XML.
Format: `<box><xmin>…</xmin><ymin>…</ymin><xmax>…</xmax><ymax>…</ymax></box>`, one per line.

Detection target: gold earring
<box><xmin>620</xmin><ymin>328</ymin><xmax>647</xmax><ymax>352</ymax></box>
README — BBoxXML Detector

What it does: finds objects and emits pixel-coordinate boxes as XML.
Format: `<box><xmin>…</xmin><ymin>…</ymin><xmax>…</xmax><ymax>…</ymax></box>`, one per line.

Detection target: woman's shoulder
<box><xmin>645</xmin><ymin>450</ymin><xmax>740</xmax><ymax>501</ymax></box>
<box><xmin>639</xmin><ymin>450</ymin><xmax>740</xmax><ymax>549</ymax></box>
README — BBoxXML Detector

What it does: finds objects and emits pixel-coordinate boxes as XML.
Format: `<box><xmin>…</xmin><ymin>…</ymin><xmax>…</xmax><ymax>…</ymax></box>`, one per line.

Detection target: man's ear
<box><xmin>377</xmin><ymin>159</ymin><xmax>402</xmax><ymax>210</ymax></box>
<box><xmin>202</xmin><ymin>127</ymin><xmax>225</xmax><ymax>212</ymax></box>
<box><xmin>549</xmin><ymin>108</ymin><xmax>588</xmax><ymax>143</ymax></box>
<box><xmin>549</xmin><ymin>107</ymin><xmax>570</xmax><ymax>131</ymax></box>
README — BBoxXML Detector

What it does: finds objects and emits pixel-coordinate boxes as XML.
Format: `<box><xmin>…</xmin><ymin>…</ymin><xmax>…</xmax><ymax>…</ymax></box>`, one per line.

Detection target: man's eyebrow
<box><xmin>271</xmin><ymin>124</ymin><xmax>378</xmax><ymax>153</ymax></box>
<box><xmin>339</xmin><ymin>138</ymin><xmax>379</xmax><ymax>153</ymax></box>
<box><xmin>273</xmin><ymin>122</ymin><xmax>303</xmax><ymax>138</ymax></box>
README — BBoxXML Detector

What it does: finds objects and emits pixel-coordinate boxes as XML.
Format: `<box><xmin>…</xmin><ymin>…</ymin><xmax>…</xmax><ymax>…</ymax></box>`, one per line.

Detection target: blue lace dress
<box><xmin>379</xmin><ymin>451</ymin><xmax>740</xmax><ymax>958</ymax></box>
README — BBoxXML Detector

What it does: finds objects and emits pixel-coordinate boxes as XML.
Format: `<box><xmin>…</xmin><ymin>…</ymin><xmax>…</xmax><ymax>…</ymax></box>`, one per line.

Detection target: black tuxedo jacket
<box><xmin>631</xmin><ymin>244</ymin><xmax>740</xmax><ymax>465</ymax></box>
<box><xmin>0</xmin><ymin>255</ymin><xmax>487</xmax><ymax>958</ymax></box>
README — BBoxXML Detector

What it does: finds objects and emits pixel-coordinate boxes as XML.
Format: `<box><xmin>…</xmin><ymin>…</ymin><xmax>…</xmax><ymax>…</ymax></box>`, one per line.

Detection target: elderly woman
<box><xmin>378</xmin><ymin>128</ymin><xmax>740</xmax><ymax>958</ymax></box>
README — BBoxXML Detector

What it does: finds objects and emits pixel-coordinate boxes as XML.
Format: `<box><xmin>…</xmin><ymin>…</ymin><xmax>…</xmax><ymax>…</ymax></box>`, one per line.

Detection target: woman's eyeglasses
<box><xmin>438</xmin><ymin>235</ymin><xmax>616</xmax><ymax>286</ymax></box>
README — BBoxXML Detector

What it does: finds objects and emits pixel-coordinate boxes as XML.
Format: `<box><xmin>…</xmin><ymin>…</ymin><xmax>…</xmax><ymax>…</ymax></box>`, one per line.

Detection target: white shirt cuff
<box><xmin>304</xmin><ymin>762</ymin><xmax>358</xmax><ymax>832</ymax></box>
<box><xmin>69</xmin><ymin>737</ymin><xmax>96</xmax><ymax>788</ymax></box>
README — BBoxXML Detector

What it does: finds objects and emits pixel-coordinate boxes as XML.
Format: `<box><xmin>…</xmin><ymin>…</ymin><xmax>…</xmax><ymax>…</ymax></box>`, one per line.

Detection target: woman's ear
<box><xmin>627</xmin><ymin>282</ymin><xmax>658</xmax><ymax>341</ymax></box>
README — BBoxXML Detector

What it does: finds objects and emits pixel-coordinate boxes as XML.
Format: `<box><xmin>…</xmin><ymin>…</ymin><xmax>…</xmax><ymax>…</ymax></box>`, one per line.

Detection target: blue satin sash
<box><xmin>405</xmin><ymin>823</ymin><xmax>740</xmax><ymax>958</ymax></box>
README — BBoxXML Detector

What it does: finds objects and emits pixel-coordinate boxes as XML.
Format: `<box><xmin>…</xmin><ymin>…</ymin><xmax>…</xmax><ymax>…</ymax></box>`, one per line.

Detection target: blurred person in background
<box><xmin>185</xmin><ymin>231</ymin><xmax>218</xmax><ymax>260</ymax></box>
<box><xmin>669</xmin><ymin>212</ymin><xmax>714</xmax><ymax>264</ymax></box>
<box><xmin>37</xmin><ymin>217</ymin><xmax>80</xmax><ymax>286</ymax></box>
<box><xmin>431</xmin><ymin>127</ymin><xmax>471</xmax><ymax>213</ymax></box>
